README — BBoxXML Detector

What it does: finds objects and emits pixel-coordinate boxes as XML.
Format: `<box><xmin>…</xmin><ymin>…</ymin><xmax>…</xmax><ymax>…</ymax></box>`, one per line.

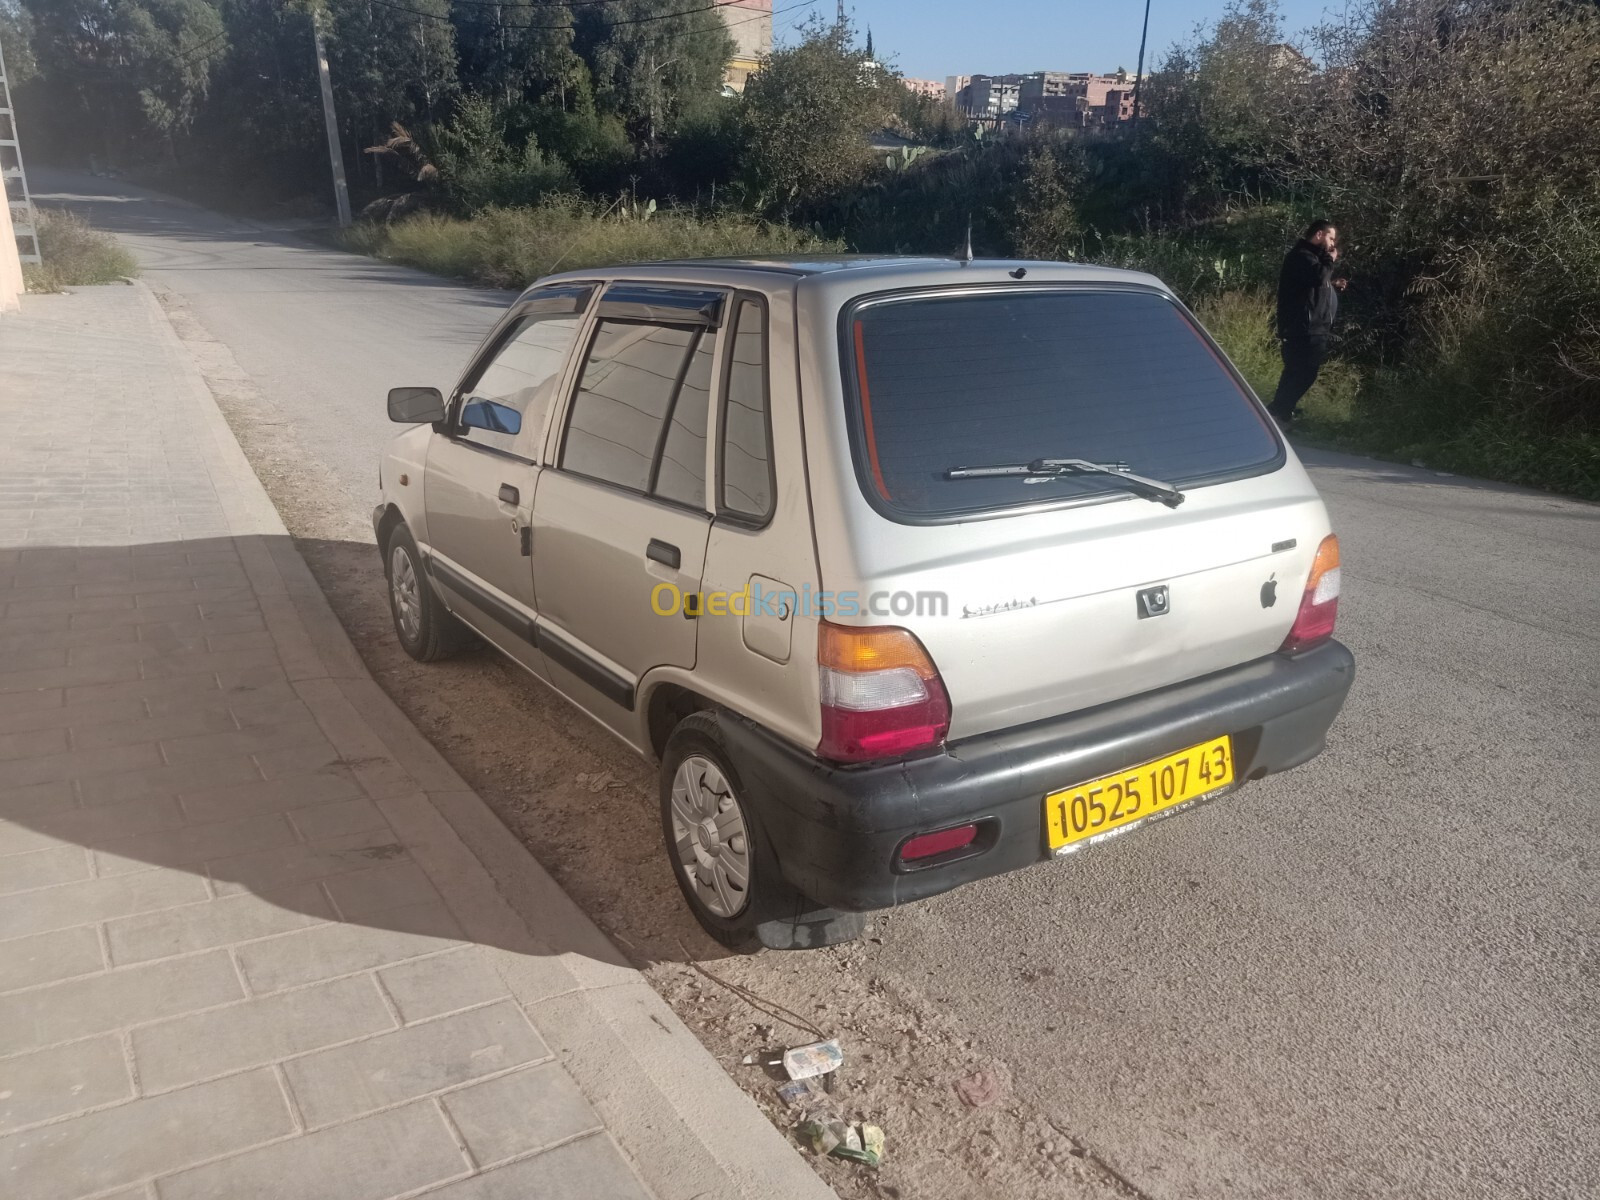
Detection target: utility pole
<box><xmin>1130</xmin><ymin>0</ymin><xmax>1152</xmax><ymax>141</ymax></box>
<box><xmin>312</xmin><ymin>9</ymin><xmax>352</xmax><ymax>227</ymax></box>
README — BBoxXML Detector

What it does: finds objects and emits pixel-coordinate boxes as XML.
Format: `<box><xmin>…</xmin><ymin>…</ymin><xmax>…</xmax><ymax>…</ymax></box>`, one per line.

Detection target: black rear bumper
<box><xmin>720</xmin><ymin>640</ymin><xmax>1355</xmax><ymax>912</ymax></box>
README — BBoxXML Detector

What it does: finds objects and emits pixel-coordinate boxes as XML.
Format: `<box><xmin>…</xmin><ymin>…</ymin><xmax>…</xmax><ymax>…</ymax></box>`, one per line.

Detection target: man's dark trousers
<box><xmin>1270</xmin><ymin>336</ymin><xmax>1326</xmax><ymax>422</ymax></box>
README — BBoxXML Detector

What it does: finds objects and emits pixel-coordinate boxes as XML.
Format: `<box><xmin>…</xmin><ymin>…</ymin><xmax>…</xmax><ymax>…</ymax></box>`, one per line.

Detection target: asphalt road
<box><xmin>38</xmin><ymin>171</ymin><xmax>1599</xmax><ymax>1200</ymax></box>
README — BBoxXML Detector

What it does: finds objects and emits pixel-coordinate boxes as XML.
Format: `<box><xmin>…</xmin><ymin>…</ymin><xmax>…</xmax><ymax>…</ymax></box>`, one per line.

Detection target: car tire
<box><xmin>383</xmin><ymin>524</ymin><xmax>470</xmax><ymax>662</ymax></box>
<box><xmin>660</xmin><ymin>711</ymin><xmax>864</xmax><ymax>952</ymax></box>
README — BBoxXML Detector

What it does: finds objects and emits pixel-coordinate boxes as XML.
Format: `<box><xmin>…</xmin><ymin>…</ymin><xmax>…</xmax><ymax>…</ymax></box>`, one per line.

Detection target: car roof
<box><xmin>522</xmin><ymin>255</ymin><xmax>1168</xmax><ymax>302</ymax></box>
<box><xmin>645</xmin><ymin>254</ymin><xmax>955</xmax><ymax>276</ymax></box>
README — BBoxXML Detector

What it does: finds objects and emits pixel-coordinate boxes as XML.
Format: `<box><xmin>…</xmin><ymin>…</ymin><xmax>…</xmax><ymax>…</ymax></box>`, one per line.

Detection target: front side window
<box><xmin>458</xmin><ymin>294</ymin><xmax>589</xmax><ymax>455</ymax></box>
<box><xmin>561</xmin><ymin>320</ymin><xmax>714</xmax><ymax>509</ymax></box>
<box><xmin>842</xmin><ymin>287</ymin><xmax>1281</xmax><ymax>520</ymax></box>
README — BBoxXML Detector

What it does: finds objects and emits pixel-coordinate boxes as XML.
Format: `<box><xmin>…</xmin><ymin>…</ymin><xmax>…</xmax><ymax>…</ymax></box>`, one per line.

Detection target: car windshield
<box><xmin>842</xmin><ymin>287</ymin><xmax>1281</xmax><ymax>519</ymax></box>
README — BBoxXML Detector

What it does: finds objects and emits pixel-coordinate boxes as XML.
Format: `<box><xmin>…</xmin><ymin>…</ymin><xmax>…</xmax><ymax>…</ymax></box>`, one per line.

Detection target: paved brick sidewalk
<box><xmin>0</xmin><ymin>286</ymin><xmax>835</xmax><ymax>1200</ymax></box>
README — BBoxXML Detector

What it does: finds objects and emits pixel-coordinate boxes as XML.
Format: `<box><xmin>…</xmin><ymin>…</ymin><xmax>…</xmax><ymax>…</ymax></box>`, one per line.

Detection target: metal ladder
<box><xmin>0</xmin><ymin>37</ymin><xmax>41</xmax><ymax>264</ymax></box>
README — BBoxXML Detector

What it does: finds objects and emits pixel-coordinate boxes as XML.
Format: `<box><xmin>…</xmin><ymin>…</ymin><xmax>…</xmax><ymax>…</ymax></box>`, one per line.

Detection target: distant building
<box><xmin>1018</xmin><ymin>71</ymin><xmax>1076</xmax><ymax>109</ymax></box>
<box><xmin>1267</xmin><ymin>43</ymin><xmax>1315</xmax><ymax>75</ymax></box>
<box><xmin>945</xmin><ymin>74</ymin><xmax>971</xmax><ymax>101</ymax></box>
<box><xmin>901</xmin><ymin>78</ymin><xmax>947</xmax><ymax>100</ymax></box>
<box><xmin>956</xmin><ymin>74</ymin><xmax>1024</xmax><ymax>118</ymax></box>
<box><xmin>718</xmin><ymin>0</ymin><xmax>772</xmax><ymax>93</ymax></box>
<box><xmin>1023</xmin><ymin>70</ymin><xmax>1141</xmax><ymax>128</ymax></box>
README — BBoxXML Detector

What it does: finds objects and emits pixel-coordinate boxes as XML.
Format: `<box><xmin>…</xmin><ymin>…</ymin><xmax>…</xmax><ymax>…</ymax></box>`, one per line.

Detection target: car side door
<box><xmin>422</xmin><ymin>283</ymin><xmax>594</xmax><ymax>672</ymax></box>
<box><xmin>530</xmin><ymin>283</ymin><xmax>724</xmax><ymax>726</ymax></box>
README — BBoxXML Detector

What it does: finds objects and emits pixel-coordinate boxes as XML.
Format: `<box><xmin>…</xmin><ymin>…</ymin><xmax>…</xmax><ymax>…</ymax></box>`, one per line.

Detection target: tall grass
<box><xmin>1195</xmin><ymin>290</ymin><xmax>1599</xmax><ymax>499</ymax></box>
<box><xmin>1195</xmin><ymin>290</ymin><xmax>1360</xmax><ymax>427</ymax></box>
<box><xmin>344</xmin><ymin>196</ymin><xmax>842</xmax><ymax>289</ymax></box>
<box><xmin>23</xmin><ymin>210</ymin><xmax>138</xmax><ymax>292</ymax></box>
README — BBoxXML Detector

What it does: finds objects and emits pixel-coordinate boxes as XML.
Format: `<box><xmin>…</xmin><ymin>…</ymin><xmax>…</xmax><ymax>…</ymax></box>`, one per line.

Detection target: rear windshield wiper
<box><xmin>945</xmin><ymin>458</ymin><xmax>1186</xmax><ymax>508</ymax></box>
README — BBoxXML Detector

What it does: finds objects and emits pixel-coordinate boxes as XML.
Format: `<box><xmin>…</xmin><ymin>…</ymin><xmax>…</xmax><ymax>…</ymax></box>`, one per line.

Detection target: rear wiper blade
<box><xmin>945</xmin><ymin>458</ymin><xmax>1186</xmax><ymax>508</ymax></box>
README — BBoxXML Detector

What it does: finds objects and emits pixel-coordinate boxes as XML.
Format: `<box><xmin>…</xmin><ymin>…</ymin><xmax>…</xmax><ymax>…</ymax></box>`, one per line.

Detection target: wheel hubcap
<box><xmin>669</xmin><ymin>756</ymin><xmax>751</xmax><ymax>919</ymax></box>
<box><xmin>389</xmin><ymin>545</ymin><xmax>422</xmax><ymax>642</ymax></box>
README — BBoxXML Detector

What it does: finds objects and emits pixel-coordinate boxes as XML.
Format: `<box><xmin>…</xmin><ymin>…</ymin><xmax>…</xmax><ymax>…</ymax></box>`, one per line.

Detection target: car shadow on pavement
<box><xmin>0</xmin><ymin>536</ymin><xmax>739</xmax><ymax>1000</ymax></box>
<box><xmin>291</xmin><ymin>536</ymin><xmax>756</xmax><ymax>969</ymax></box>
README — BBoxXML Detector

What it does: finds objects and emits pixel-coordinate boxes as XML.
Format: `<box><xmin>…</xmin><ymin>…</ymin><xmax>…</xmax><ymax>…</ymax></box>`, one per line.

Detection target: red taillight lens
<box><xmin>1281</xmin><ymin>534</ymin><xmax>1341</xmax><ymax>653</ymax></box>
<box><xmin>817</xmin><ymin>622</ymin><xmax>951</xmax><ymax>764</ymax></box>
<box><xmin>900</xmin><ymin>824</ymin><xmax>978</xmax><ymax>863</ymax></box>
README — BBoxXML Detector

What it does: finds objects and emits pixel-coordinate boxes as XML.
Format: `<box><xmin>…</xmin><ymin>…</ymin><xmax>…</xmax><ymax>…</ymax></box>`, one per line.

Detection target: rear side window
<box><xmin>561</xmin><ymin>320</ymin><xmax>712</xmax><ymax>508</ymax></box>
<box><xmin>718</xmin><ymin>299</ymin><xmax>774</xmax><ymax>522</ymax></box>
<box><xmin>844</xmin><ymin>288</ymin><xmax>1280</xmax><ymax>519</ymax></box>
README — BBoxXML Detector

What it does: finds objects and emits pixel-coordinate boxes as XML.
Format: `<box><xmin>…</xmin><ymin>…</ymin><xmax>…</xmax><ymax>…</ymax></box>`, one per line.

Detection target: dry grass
<box><xmin>23</xmin><ymin>210</ymin><xmax>138</xmax><ymax>292</ymax></box>
<box><xmin>343</xmin><ymin>196</ymin><xmax>841</xmax><ymax>288</ymax></box>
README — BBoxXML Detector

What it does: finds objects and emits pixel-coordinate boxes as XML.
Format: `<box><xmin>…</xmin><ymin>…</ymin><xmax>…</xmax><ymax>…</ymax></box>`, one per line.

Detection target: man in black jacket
<box><xmin>1269</xmin><ymin>219</ymin><xmax>1345</xmax><ymax>427</ymax></box>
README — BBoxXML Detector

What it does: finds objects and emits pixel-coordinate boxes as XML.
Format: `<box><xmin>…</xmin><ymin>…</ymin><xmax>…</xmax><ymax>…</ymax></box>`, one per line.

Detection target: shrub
<box><xmin>1012</xmin><ymin>146</ymin><xmax>1080</xmax><ymax>260</ymax></box>
<box><xmin>836</xmin><ymin>132</ymin><xmax>1084</xmax><ymax>258</ymax></box>
<box><xmin>1195</xmin><ymin>288</ymin><xmax>1598</xmax><ymax>500</ymax></box>
<box><xmin>740</xmin><ymin>20</ymin><xmax>896</xmax><ymax>214</ymax></box>
<box><xmin>22</xmin><ymin>210</ymin><xmax>139</xmax><ymax>292</ymax></box>
<box><xmin>425</xmin><ymin>96</ymin><xmax>575</xmax><ymax>213</ymax></box>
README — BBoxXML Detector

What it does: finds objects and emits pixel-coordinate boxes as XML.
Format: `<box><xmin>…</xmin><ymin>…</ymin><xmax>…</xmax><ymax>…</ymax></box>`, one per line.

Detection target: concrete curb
<box><xmin>132</xmin><ymin>279</ymin><xmax>836</xmax><ymax>1200</ymax></box>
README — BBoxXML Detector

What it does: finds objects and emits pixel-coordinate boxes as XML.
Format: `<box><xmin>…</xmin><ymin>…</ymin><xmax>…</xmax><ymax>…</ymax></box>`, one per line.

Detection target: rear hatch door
<box><xmin>833</xmin><ymin>282</ymin><xmax>1329</xmax><ymax>739</ymax></box>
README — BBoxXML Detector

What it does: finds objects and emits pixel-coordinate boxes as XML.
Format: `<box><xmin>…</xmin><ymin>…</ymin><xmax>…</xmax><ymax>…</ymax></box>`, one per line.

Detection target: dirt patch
<box><xmin>159</xmin><ymin>285</ymin><xmax>1133</xmax><ymax>1200</ymax></box>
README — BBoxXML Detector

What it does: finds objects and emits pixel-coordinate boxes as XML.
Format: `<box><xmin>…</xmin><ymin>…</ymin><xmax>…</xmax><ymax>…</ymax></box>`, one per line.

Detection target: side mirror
<box><xmin>387</xmin><ymin>386</ymin><xmax>446</xmax><ymax>424</ymax></box>
<box><xmin>459</xmin><ymin>399</ymin><xmax>522</xmax><ymax>436</ymax></box>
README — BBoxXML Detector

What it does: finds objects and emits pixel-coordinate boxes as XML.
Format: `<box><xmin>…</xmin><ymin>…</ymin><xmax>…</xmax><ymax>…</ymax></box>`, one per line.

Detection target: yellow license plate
<box><xmin>1045</xmin><ymin>736</ymin><xmax>1234</xmax><ymax>854</ymax></box>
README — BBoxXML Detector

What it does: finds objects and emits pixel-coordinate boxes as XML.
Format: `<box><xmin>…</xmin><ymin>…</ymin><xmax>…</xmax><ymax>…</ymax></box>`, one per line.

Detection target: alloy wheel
<box><xmin>389</xmin><ymin>544</ymin><xmax>422</xmax><ymax>642</ymax></box>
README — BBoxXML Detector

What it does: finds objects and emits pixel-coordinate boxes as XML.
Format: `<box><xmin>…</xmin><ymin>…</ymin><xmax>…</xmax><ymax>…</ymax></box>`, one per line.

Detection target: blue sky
<box><xmin>777</xmin><ymin>1</ymin><xmax>1339</xmax><ymax>81</ymax></box>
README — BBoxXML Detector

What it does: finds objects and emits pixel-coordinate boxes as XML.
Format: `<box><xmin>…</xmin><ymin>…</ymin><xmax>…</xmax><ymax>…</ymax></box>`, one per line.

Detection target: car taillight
<box><xmin>1281</xmin><ymin>534</ymin><xmax>1341</xmax><ymax>653</ymax></box>
<box><xmin>817</xmin><ymin>621</ymin><xmax>951</xmax><ymax>764</ymax></box>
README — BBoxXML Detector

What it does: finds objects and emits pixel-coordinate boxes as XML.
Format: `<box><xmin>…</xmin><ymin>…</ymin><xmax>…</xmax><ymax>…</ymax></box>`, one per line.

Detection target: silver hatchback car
<box><xmin>375</xmin><ymin>257</ymin><xmax>1355</xmax><ymax>949</ymax></box>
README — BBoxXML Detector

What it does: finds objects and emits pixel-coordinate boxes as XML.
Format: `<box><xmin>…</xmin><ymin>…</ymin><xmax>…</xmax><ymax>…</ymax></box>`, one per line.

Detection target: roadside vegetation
<box><xmin>7</xmin><ymin>0</ymin><xmax>1596</xmax><ymax>497</ymax></box>
<box><xmin>342</xmin><ymin>196</ymin><xmax>839</xmax><ymax>290</ymax></box>
<box><xmin>21</xmin><ymin>210</ymin><xmax>138</xmax><ymax>292</ymax></box>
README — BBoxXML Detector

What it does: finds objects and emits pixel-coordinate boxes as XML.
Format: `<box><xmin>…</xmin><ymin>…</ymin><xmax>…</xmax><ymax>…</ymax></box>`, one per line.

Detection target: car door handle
<box><xmin>498</xmin><ymin>483</ymin><xmax>519</xmax><ymax>505</ymax></box>
<box><xmin>646</xmin><ymin>539</ymin><xmax>680</xmax><ymax>569</ymax></box>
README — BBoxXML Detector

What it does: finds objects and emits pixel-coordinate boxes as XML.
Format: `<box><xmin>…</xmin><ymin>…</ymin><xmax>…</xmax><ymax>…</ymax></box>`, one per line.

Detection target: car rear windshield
<box><xmin>842</xmin><ymin>287</ymin><xmax>1281</xmax><ymax>519</ymax></box>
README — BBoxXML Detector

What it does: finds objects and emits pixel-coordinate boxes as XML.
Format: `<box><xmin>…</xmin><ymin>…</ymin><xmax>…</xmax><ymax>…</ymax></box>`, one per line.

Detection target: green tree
<box><xmin>183</xmin><ymin>0</ymin><xmax>323</xmax><ymax>197</ymax></box>
<box><xmin>450</xmin><ymin>0</ymin><xmax>579</xmax><ymax>110</ymax></box>
<box><xmin>0</xmin><ymin>0</ymin><xmax>40</xmax><ymax>87</ymax></box>
<box><xmin>1281</xmin><ymin>0</ymin><xmax>1600</xmax><ymax>426</ymax></box>
<box><xmin>424</xmin><ymin>92</ymin><xmax>572</xmax><ymax>210</ymax></box>
<box><xmin>22</xmin><ymin>0</ymin><xmax>227</xmax><ymax>163</ymax></box>
<box><xmin>740</xmin><ymin>18</ymin><xmax>893</xmax><ymax>213</ymax></box>
<box><xmin>323</xmin><ymin>0</ymin><xmax>457</xmax><ymax>191</ymax></box>
<box><xmin>1141</xmin><ymin>0</ymin><xmax>1299</xmax><ymax>218</ymax></box>
<box><xmin>575</xmin><ymin>0</ymin><xmax>731</xmax><ymax>145</ymax></box>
